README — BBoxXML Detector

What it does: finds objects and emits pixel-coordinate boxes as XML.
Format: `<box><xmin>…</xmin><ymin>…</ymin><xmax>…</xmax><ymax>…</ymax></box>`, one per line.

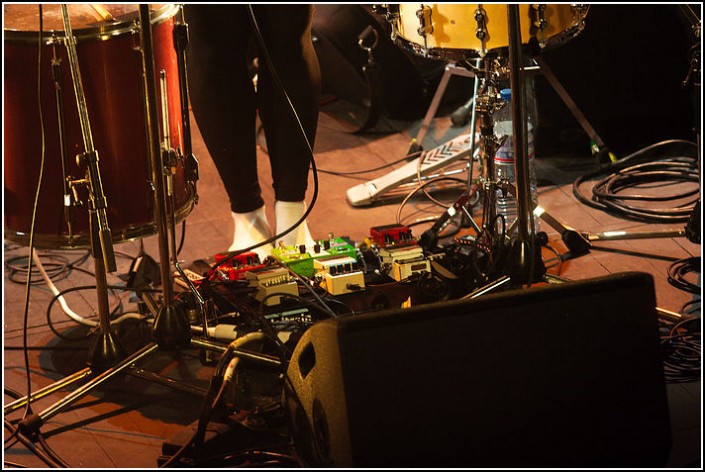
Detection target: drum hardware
<box><xmin>349</xmin><ymin>26</ymin><xmax>387</xmax><ymax>134</ymax></box>
<box><xmin>474</xmin><ymin>6</ymin><xmax>489</xmax><ymax>57</ymax></box>
<box><xmin>415</xmin><ymin>4</ymin><xmax>433</xmax><ymax>49</ymax></box>
<box><xmin>411</xmin><ymin>6</ymin><xmax>547</xmax><ymax>288</ymax></box>
<box><xmin>172</xmin><ymin>12</ymin><xmax>201</xmax><ymax>194</ymax></box>
<box><xmin>49</xmin><ymin>38</ymin><xmax>76</xmax><ymax>240</ymax></box>
<box><xmin>136</xmin><ymin>4</ymin><xmax>191</xmax><ymax>350</ymax></box>
<box><xmin>531</xmin><ymin>4</ymin><xmax>549</xmax><ymax>47</ymax></box>
<box><xmin>504</xmin><ymin>5</ymin><xmax>545</xmax><ymax>284</ymax></box>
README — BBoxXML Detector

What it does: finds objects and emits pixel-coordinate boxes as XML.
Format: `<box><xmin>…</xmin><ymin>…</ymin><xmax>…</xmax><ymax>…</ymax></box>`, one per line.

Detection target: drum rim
<box><xmin>4</xmin><ymin>193</ymin><xmax>196</xmax><ymax>250</ymax></box>
<box><xmin>3</xmin><ymin>4</ymin><xmax>180</xmax><ymax>44</ymax></box>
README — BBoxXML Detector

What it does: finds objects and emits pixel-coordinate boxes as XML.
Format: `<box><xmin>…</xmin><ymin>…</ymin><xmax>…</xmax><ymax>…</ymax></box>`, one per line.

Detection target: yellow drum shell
<box><xmin>394</xmin><ymin>4</ymin><xmax>586</xmax><ymax>59</ymax></box>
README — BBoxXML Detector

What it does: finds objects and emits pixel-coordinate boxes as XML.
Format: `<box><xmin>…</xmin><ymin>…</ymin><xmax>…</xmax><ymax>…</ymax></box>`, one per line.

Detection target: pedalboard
<box><xmin>246</xmin><ymin>266</ymin><xmax>299</xmax><ymax>306</ymax></box>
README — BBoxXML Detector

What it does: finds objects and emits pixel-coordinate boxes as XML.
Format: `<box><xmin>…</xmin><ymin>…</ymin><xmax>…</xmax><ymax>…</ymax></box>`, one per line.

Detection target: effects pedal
<box><xmin>272</xmin><ymin>236</ymin><xmax>358</xmax><ymax>278</ymax></box>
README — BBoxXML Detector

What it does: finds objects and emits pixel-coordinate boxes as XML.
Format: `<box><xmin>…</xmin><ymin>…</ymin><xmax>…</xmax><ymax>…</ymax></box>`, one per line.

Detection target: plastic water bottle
<box><xmin>493</xmin><ymin>87</ymin><xmax>539</xmax><ymax>237</ymax></box>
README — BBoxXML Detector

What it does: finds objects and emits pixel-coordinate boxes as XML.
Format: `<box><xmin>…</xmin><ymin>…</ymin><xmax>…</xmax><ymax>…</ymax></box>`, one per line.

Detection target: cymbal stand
<box><xmin>503</xmin><ymin>4</ymin><xmax>545</xmax><ymax>284</ymax></box>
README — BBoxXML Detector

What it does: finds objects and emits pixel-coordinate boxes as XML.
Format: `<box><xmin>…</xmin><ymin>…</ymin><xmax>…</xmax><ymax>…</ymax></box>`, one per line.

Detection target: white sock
<box><xmin>228</xmin><ymin>207</ymin><xmax>274</xmax><ymax>260</ymax></box>
<box><xmin>275</xmin><ymin>200</ymin><xmax>316</xmax><ymax>248</ymax></box>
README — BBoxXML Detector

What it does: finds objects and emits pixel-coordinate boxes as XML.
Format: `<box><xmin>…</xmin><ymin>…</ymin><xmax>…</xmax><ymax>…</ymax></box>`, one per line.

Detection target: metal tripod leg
<box><xmin>17</xmin><ymin>343</ymin><xmax>159</xmax><ymax>435</ymax></box>
<box><xmin>409</xmin><ymin>62</ymin><xmax>475</xmax><ymax>154</ymax></box>
<box><xmin>532</xmin><ymin>54</ymin><xmax>615</xmax><ymax>162</ymax></box>
<box><xmin>4</xmin><ymin>369</ymin><xmax>92</xmax><ymax>416</ymax></box>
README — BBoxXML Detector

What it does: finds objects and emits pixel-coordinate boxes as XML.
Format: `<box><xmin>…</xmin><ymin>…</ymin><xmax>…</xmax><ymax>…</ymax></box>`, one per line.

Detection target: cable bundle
<box><xmin>659</xmin><ymin>317</ymin><xmax>701</xmax><ymax>384</ymax></box>
<box><xmin>574</xmin><ymin>140</ymin><xmax>699</xmax><ymax>223</ymax></box>
<box><xmin>667</xmin><ymin>257</ymin><xmax>701</xmax><ymax>294</ymax></box>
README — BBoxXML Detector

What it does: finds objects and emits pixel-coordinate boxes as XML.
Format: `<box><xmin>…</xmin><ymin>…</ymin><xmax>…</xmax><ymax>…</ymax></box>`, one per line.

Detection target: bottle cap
<box><xmin>500</xmin><ymin>88</ymin><xmax>511</xmax><ymax>102</ymax></box>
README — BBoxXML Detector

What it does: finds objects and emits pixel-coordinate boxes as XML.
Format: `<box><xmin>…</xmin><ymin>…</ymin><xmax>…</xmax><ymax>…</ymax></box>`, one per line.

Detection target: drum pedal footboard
<box><xmin>346</xmin><ymin>133</ymin><xmax>474</xmax><ymax>207</ymax></box>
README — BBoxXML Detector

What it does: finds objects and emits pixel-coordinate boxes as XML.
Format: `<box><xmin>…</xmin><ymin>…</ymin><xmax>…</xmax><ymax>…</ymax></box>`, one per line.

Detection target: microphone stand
<box><xmin>59</xmin><ymin>3</ymin><xmax>124</xmax><ymax>369</ymax></box>
<box><xmin>15</xmin><ymin>3</ymin><xmax>130</xmax><ymax>435</ymax></box>
<box><xmin>138</xmin><ymin>4</ymin><xmax>191</xmax><ymax>349</ymax></box>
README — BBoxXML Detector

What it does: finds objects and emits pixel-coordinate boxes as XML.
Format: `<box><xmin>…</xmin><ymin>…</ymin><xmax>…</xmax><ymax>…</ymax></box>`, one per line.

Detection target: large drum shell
<box><xmin>4</xmin><ymin>4</ymin><xmax>194</xmax><ymax>248</ymax></box>
<box><xmin>393</xmin><ymin>4</ymin><xmax>587</xmax><ymax>60</ymax></box>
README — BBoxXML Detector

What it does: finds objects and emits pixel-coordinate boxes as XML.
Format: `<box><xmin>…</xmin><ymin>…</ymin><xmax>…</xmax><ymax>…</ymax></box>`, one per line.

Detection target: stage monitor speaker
<box><xmin>285</xmin><ymin>272</ymin><xmax>671</xmax><ymax>468</ymax></box>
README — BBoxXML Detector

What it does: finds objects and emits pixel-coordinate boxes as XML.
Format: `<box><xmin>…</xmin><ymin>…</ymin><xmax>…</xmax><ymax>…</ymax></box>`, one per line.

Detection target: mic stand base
<box><xmin>87</xmin><ymin>331</ymin><xmax>127</xmax><ymax>372</ymax></box>
<box><xmin>152</xmin><ymin>303</ymin><xmax>191</xmax><ymax>350</ymax></box>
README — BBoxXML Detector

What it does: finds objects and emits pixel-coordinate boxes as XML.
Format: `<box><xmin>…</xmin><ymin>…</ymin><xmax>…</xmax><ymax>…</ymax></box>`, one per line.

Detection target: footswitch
<box><xmin>246</xmin><ymin>267</ymin><xmax>299</xmax><ymax>306</ymax></box>
<box><xmin>314</xmin><ymin>256</ymin><xmax>366</xmax><ymax>296</ymax></box>
<box><xmin>377</xmin><ymin>244</ymin><xmax>430</xmax><ymax>281</ymax></box>
<box><xmin>272</xmin><ymin>237</ymin><xmax>358</xmax><ymax>278</ymax></box>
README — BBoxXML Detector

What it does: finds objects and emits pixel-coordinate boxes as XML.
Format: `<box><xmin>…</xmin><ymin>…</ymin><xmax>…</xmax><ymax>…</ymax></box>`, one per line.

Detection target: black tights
<box><xmin>185</xmin><ymin>5</ymin><xmax>320</xmax><ymax>213</ymax></box>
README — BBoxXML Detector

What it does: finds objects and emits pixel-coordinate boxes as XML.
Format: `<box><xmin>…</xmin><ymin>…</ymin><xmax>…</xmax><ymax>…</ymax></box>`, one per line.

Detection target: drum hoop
<box><xmin>394</xmin><ymin>37</ymin><xmax>490</xmax><ymax>61</ymax></box>
<box><xmin>4</xmin><ymin>192</ymin><xmax>196</xmax><ymax>250</ymax></box>
<box><xmin>3</xmin><ymin>4</ymin><xmax>180</xmax><ymax>45</ymax></box>
<box><xmin>395</xmin><ymin>21</ymin><xmax>587</xmax><ymax>62</ymax></box>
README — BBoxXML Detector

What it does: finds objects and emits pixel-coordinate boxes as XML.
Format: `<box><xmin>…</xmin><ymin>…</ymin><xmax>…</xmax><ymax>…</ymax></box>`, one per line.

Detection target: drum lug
<box><xmin>416</xmin><ymin>4</ymin><xmax>433</xmax><ymax>49</ymax></box>
<box><xmin>386</xmin><ymin>5</ymin><xmax>401</xmax><ymax>42</ymax></box>
<box><xmin>531</xmin><ymin>4</ymin><xmax>549</xmax><ymax>47</ymax></box>
<box><xmin>474</xmin><ymin>6</ymin><xmax>488</xmax><ymax>58</ymax></box>
<box><xmin>570</xmin><ymin>4</ymin><xmax>589</xmax><ymax>31</ymax></box>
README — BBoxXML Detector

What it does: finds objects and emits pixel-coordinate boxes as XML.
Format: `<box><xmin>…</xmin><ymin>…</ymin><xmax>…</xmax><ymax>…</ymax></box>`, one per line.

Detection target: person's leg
<box><xmin>185</xmin><ymin>5</ymin><xmax>273</xmax><ymax>257</ymax></box>
<box><xmin>251</xmin><ymin>5</ymin><xmax>321</xmax><ymax>247</ymax></box>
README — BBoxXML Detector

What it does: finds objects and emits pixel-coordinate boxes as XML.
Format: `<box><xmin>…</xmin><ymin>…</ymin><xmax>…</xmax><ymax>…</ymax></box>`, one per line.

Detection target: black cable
<box><xmin>681</xmin><ymin>298</ymin><xmax>701</xmax><ymax>316</ymax></box>
<box><xmin>667</xmin><ymin>257</ymin><xmax>701</xmax><ymax>294</ymax></box>
<box><xmin>160</xmin><ymin>333</ymin><xmax>285</xmax><ymax>468</ymax></box>
<box><xmin>395</xmin><ymin>176</ymin><xmax>469</xmax><ymax>227</ymax></box>
<box><xmin>8</xmin><ymin>5</ymin><xmax>47</xmax><ymax>449</ymax></box>
<box><xmin>659</xmin><ymin>316</ymin><xmax>701</xmax><ymax>384</ymax></box>
<box><xmin>5</xmin><ymin>249</ymin><xmax>93</xmax><ymax>286</ymax></box>
<box><xmin>6</xmin><ymin>254</ymin><xmax>73</xmax><ymax>285</ymax></box>
<box><xmin>278</xmin><ymin>263</ymin><xmax>338</xmax><ymax>319</ymax></box>
<box><xmin>573</xmin><ymin>140</ymin><xmax>699</xmax><ymax>223</ymax></box>
<box><xmin>37</xmin><ymin>434</ymin><xmax>70</xmax><ymax>468</ymax></box>
<box><xmin>177</xmin><ymin>220</ymin><xmax>187</xmax><ymax>256</ymax></box>
<box><xmin>200</xmin><ymin>448</ymin><xmax>303</xmax><ymax>467</ymax></box>
<box><xmin>316</xmin><ymin>150</ymin><xmax>423</xmax><ymax>176</ymax></box>
<box><xmin>4</xmin><ymin>420</ymin><xmax>60</xmax><ymax>468</ymax></box>
<box><xmin>542</xmin><ymin>242</ymin><xmax>563</xmax><ymax>275</ymax></box>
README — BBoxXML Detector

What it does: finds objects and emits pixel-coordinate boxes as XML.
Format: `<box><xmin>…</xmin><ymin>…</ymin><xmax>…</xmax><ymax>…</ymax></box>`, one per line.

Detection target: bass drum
<box><xmin>4</xmin><ymin>4</ymin><xmax>196</xmax><ymax>249</ymax></box>
<box><xmin>391</xmin><ymin>4</ymin><xmax>589</xmax><ymax>60</ymax></box>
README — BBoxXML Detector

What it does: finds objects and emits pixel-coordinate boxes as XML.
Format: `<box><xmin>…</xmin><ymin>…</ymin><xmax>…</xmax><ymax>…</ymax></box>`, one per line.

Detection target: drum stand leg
<box><xmin>409</xmin><ymin>62</ymin><xmax>476</xmax><ymax>156</ymax></box>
